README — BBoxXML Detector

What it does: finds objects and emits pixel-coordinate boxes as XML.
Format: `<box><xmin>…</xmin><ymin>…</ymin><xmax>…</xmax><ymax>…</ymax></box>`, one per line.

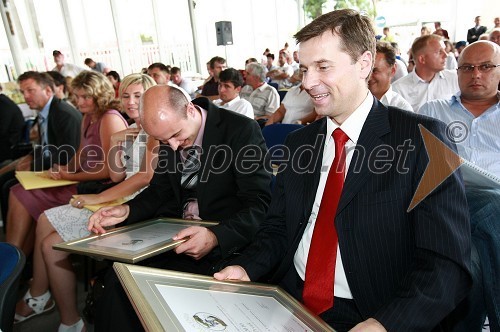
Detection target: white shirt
<box><xmin>281</xmin><ymin>85</ymin><xmax>314</xmax><ymax>123</ymax></box>
<box><xmin>213</xmin><ymin>96</ymin><xmax>254</xmax><ymax>119</ymax></box>
<box><xmin>380</xmin><ymin>86</ymin><xmax>413</xmax><ymax>112</ymax></box>
<box><xmin>273</xmin><ymin>63</ymin><xmax>295</xmax><ymax>89</ymax></box>
<box><xmin>392</xmin><ymin>69</ymin><xmax>459</xmax><ymax>112</ymax></box>
<box><xmin>392</xmin><ymin>58</ymin><xmax>408</xmax><ymax>83</ymax></box>
<box><xmin>52</xmin><ymin>63</ymin><xmax>86</xmax><ymax>77</ymax></box>
<box><xmin>294</xmin><ymin>91</ymin><xmax>373</xmax><ymax>299</ymax></box>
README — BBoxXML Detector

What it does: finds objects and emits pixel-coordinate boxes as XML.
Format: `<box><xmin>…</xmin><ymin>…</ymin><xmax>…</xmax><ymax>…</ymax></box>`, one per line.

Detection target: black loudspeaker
<box><xmin>215</xmin><ymin>21</ymin><xmax>233</xmax><ymax>46</ymax></box>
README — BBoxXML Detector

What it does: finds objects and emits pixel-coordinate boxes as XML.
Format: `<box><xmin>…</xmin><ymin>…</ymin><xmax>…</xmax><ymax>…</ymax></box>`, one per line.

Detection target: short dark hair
<box><xmin>209</xmin><ymin>56</ymin><xmax>226</xmax><ymax>69</ymax></box>
<box><xmin>376</xmin><ymin>42</ymin><xmax>396</xmax><ymax>66</ymax></box>
<box><xmin>170</xmin><ymin>66</ymin><xmax>181</xmax><ymax>75</ymax></box>
<box><xmin>218</xmin><ymin>68</ymin><xmax>244</xmax><ymax>88</ymax></box>
<box><xmin>294</xmin><ymin>9</ymin><xmax>376</xmax><ymax>65</ymax></box>
<box><xmin>52</xmin><ymin>50</ymin><xmax>62</xmax><ymax>56</ymax></box>
<box><xmin>267</xmin><ymin>53</ymin><xmax>275</xmax><ymax>60</ymax></box>
<box><xmin>84</xmin><ymin>58</ymin><xmax>94</xmax><ymax>65</ymax></box>
<box><xmin>106</xmin><ymin>70</ymin><xmax>121</xmax><ymax>82</ymax></box>
<box><xmin>18</xmin><ymin>71</ymin><xmax>55</xmax><ymax>92</ymax></box>
<box><xmin>147</xmin><ymin>62</ymin><xmax>170</xmax><ymax>73</ymax></box>
<box><xmin>46</xmin><ymin>71</ymin><xmax>68</xmax><ymax>93</ymax></box>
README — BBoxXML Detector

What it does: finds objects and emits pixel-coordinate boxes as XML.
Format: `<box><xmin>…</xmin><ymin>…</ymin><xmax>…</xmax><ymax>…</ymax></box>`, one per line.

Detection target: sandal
<box><xmin>14</xmin><ymin>289</ymin><xmax>55</xmax><ymax>323</ymax></box>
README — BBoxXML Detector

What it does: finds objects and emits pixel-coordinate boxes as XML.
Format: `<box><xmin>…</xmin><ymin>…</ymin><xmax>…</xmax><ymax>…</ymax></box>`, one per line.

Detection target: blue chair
<box><xmin>278</xmin><ymin>90</ymin><xmax>288</xmax><ymax>103</ymax></box>
<box><xmin>0</xmin><ymin>243</ymin><xmax>26</xmax><ymax>332</ymax></box>
<box><xmin>268</xmin><ymin>82</ymin><xmax>279</xmax><ymax>91</ymax></box>
<box><xmin>262</xmin><ymin>123</ymin><xmax>304</xmax><ymax>166</ymax></box>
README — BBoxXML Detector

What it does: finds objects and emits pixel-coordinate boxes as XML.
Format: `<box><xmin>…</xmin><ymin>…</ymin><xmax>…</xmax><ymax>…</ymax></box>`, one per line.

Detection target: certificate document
<box><xmin>114</xmin><ymin>263</ymin><xmax>334</xmax><ymax>331</ymax></box>
<box><xmin>53</xmin><ymin>218</ymin><xmax>218</xmax><ymax>263</ymax></box>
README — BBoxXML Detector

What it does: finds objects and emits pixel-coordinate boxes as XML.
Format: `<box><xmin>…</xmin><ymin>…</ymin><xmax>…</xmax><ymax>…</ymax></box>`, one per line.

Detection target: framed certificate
<box><xmin>53</xmin><ymin>218</ymin><xmax>218</xmax><ymax>263</ymax></box>
<box><xmin>114</xmin><ymin>263</ymin><xmax>335</xmax><ymax>331</ymax></box>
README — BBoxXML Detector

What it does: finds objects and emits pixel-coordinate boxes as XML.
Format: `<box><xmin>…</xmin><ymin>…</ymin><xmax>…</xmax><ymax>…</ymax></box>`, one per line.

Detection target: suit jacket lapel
<box><xmin>337</xmin><ymin>99</ymin><xmax>391</xmax><ymax>215</ymax></box>
<box><xmin>301</xmin><ymin>118</ymin><xmax>327</xmax><ymax>220</ymax></box>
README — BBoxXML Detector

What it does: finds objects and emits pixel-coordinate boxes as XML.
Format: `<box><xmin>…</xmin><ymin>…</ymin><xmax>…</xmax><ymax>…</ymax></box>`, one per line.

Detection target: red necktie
<box><xmin>303</xmin><ymin>128</ymin><xmax>349</xmax><ymax>315</ymax></box>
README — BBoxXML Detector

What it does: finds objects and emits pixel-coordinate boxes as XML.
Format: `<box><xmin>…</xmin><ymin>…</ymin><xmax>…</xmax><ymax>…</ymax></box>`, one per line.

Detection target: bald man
<box><xmin>420</xmin><ymin>41</ymin><xmax>500</xmax><ymax>331</ymax></box>
<box><xmin>89</xmin><ymin>85</ymin><xmax>272</xmax><ymax>331</ymax></box>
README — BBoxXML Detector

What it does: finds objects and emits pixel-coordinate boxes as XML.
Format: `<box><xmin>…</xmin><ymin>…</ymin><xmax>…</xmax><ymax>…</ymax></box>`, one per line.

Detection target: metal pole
<box><xmin>59</xmin><ymin>0</ymin><xmax>80</xmax><ymax>65</ymax></box>
<box><xmin>187</xmin><ymin>0</ymin><xmax>201</xmax><ymax>74</ymax></box>
<box><xmin>0</xmin><ymin>0</ymin><xmax>24</xmax><ymax>78</ymax></box>
<box><xmin>109</xmin><ymin>0</ymin><xmax>127</xmax><ymax>75</ymax></box>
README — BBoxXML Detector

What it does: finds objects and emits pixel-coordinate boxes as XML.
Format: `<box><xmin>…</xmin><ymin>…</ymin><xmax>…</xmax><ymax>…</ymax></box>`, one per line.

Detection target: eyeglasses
<box><xmin>457</xmin><ymin>64</ymin><xmax>500</xmax><ymax>73</ymax></box>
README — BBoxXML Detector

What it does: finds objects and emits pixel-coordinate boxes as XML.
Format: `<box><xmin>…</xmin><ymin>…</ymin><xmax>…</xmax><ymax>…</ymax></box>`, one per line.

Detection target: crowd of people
<box><xmin>0</xmin><ymin>9</ymin><xmax>499</xmax><ymax>332</ymax></box>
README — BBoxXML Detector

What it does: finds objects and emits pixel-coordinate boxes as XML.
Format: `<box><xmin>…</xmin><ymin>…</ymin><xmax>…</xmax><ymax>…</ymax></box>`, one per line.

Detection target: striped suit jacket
<box><xmin>232</xmin><ymin>98</ymin><xmax>471</xmax><ymax>330</ymax></box>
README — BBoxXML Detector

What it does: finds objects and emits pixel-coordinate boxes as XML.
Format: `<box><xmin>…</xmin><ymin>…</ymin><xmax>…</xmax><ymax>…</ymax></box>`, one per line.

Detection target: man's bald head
<box><xmin>140</xmin><ymin>85</ymin><xmax>201</xmax><ymax>150</ymax></box>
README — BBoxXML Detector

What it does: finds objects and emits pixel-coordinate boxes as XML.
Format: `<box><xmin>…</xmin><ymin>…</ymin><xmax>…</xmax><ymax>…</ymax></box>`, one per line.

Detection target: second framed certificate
<box><xmin>53</xmin><ymin>218</ymin><xmax>218</xmax><ymax>263</ymax></box>
<box><xmin>114</xmin><ymin>263</ymin><xmax>335</xmax><ymax>331</ymax></box>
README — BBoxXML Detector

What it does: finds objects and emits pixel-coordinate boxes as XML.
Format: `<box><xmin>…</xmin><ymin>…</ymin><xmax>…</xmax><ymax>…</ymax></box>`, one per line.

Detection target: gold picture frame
<box><xmin>113</xmin><ymin>262</ymin><xmax>335</xmax><ymax>331</ymax></box>
<box><xmin>53</xmin><ymin>218</ymin><xmax>218</xmax><ymax>263</ymax></box>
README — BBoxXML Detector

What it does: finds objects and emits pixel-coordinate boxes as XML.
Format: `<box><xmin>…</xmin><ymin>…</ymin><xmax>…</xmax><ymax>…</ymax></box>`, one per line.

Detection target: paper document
<box><xmin>460</xmin><ymin>160</ymin><xmax>500</xmax><ymax>190</ymax></box>
<box><xmin>15</xmin><ymin>171</ymin><xmax>78</xmax><ymax>190</ymax></box>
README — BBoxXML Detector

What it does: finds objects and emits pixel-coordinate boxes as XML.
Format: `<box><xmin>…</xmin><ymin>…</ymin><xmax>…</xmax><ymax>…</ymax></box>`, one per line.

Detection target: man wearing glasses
<box><xmin>420</xmin><ymin>40</ymin><xmax>500</xmax><ymax>331</ymax></box>
<box><xmin>393</xmin><ymin>34</ymin><xmax>459</xmax><ymax>112</ymax></box>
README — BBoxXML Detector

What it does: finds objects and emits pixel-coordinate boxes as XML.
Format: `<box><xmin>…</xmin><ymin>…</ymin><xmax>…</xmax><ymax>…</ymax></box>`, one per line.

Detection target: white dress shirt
<box><xmin>213</xmin><ymin>96</ymin><xmax>254</xmax><ymax>119</ymax></box>
<box><xmin>380</xmin><ymin>86</ymin><xmax>413</xmax><ymax>112</ymax></box>
<box><xmin>294</xmin><ymin>92</ymin><xmax>373</xmax><ymax>299</ymax></box>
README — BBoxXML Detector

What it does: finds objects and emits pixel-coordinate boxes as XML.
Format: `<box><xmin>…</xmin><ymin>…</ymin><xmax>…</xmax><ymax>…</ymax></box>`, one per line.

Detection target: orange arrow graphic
<box><xmin>408</xmin><ymin>124</ymin><xmax>464</xmax><ymax>211</ymax></box>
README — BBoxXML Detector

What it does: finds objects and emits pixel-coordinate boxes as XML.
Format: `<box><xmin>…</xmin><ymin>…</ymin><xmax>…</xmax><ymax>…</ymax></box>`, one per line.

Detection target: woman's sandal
<box><xmin>14</xmin><ymin>289</ymin><xmax>55</xmax><ymax>323</ymax></box>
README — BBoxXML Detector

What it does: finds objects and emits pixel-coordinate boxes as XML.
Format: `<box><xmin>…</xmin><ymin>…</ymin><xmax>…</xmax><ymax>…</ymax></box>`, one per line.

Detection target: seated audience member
<box><xmin>5</xmin><ymin>71</ymin><xmax>128</xmax><ymax>257</ymax></box>
<box><xmin>46</xmin><ymin>71</ymin><xmax>71</xmax><ymax>103</ymax></box>
<box><xmin>199</xmin><ymin>56</ymin><xmax>226</xmax><ymax>100</ymax></box>
<box><xmin>215</xmin><ymin>9</ymin><xmax>471</xmax><ymax>332</ymax></box>
<box><xmin>245</xmin><ymin>57</ymin><xmax>258</xmax><ymax>65</ymax></box>
<box><xmin>52</xmin><ymin>50</ymin><xmax>86</xmax><ymax>78</ymax></box>
<box><xmin>380</xmin><ymin>26</ymin><xmax>395</xmax><ymax>42</ymax></box>
<box><xmin>369</xmin><ymin>42</ymin><xmax>413</xmax><ymax>112</ymax></box>
<box><xmin>266</xmin><ymin>53</ymin><xmax>277</xmax><ymax>72</ymax></box>
<box><xmin>455</xmin><ymin>41</ymin><xmax>467</xmax><ymax>58</ymax></box>
<box><xmin>146</xmin><ymin>62</ymin><xmax>171</xmax><ymax>85</ymax></box>
<box><xmin>0</xmin><ymin>84</ymin><xmax>25</xmax><ymax>164</ymax></box>
<box><xmin>84</xmin><ymin>57</ymin><xmax>110</xmax><ymax>74</ymax></box>
<box><xmin>266</xmin><ymin>71</ymin><xmax>315</xmax><ymax>126</ymax></box>
<box><xmin>393</xmin><ymin>34</ymin><xmax>459</xmax><ymax>112</ymax></box>
<box><xmin>87</xmin><ymin>85</ymin><xmax>271</xmax><ymax>331</ymax></box>
<box><xmin>267</xmin><ymin>50</ymin><xmax>294</xmax><ymax>89</ymax></box>
<box><xmin>0</xmin><ymin>72</ymin><xmax>81</xmax><ymax>233</ymax></box>
<box><xmin>13</xmin><ymin>73</ymin><xmax>158</xmax><ymax>332</ymax></box>
<box><xmin>241</xmin><ymin>62</ymin><xmax>280</xmax><ymax>122</ymax></box>
<box><xmin>106</xmin><ymin>70</ymin><xmax>121</xmax><ymax>98</ymax></box>
<box><xmin>170</xmin><ymin>66</ymin><xmax>196</xmax><ymax>99</ymax></box>
<box><xmin>419</xmin><ymin>40</ymin><xmax>500</xmax><ymax>331</ymax></box>
<box><xmin>489</xmin><ymin>28</ymin><xmax>500</xmax><ymax>46</ymax></box>
<box><xmin>433</xmin><ymin>21</ymin><xmax>450</xmax><ymax>39</ymax></box>
<box><xmin>213</xmin><ymin>68</ymin><xmax>254</xmax><ymax>118</ymax></box>
<box><xmin>421</xmin><ymin>25</ymin><xmax>431</xmax><ymax>36</ymax></box>
<box><xmin>444</xmin><ymin>40</ymin><xmax>458</xmax><ymax>70</ymax></box>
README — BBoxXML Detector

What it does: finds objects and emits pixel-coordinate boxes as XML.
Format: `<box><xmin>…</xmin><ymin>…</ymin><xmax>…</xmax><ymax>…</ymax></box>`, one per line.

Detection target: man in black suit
<box><xmin>0</xmin><ymin>85</ymin><xmax>25</xmax><ymax>164</ymax></box>
<box><xmin>1</xmin><ymin>71</ymin><xmax>81</xmax><ymax>235</ymax></box>
<box><xmin>467</xmin><ymin>16</ymin><xmax>488</xmax><ymax>44</ymax></box>
<box><xmin>215</xmin><ymin>9</ymin><xmax>471</xmax><ymax>331</ymax></box>
<box><xmin>88</xmin><ymin>85</ymin><xmax>272</xmax><ymax>331</ymax></box>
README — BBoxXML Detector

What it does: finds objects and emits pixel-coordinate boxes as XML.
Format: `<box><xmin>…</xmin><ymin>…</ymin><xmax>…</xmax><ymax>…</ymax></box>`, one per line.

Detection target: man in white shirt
<box><xmin>392</xmin><ymin>34</ymin><xmax>459</xmax><ymax>112</ymax></box>
<box><xmin>369</xmin><ymin>42</ymin><xmax>413</xmax><ymax>112</ymax></box>
<box><xmin>213</xmin><ymin>68</ymin><xmax>254</xmax><ymax>119</ymax></box>
<box><xmin>267</xmin><ymin>50</ymin><xmax>294</xmax><ymax>89</ymax></box>
<box><xmin>171</xmin><ymin>67</ymin><xmax>196</xmax><ymax>99</ymax></box>
<box><xmin>52</xmin><ymin>50</ymin><xmax>86</xmax><ymax>78</ymax></box>
<box><xmin>241</xmin><ymin>63</ymin><xmax>280</xmax><ymax>122</ymax></box>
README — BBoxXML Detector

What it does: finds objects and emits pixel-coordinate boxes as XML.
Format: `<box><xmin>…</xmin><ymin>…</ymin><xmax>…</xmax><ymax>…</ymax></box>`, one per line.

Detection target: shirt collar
<box><xmin>452</xmin><ymin>91</ymin><xmax>500</xmax><ymax>117</ymax></box>
<box><xmin>39</xmin><ymin>96</ymin><xmax>53</xmax><ymax>120</ymax></box>
<box><xmin>193</xmin><ymin>105</ymin><xmax>207</xmax><ymax>148</ymax></box>
<box><xmin>411</xmin><ymin>69</ymin><xmax>445</xmax><ymax>83</ymax></box>
<box><xmin>326</xmin><ymin>91</ymin><xmax>373</xmax><ymax>145</ymax></box>
<box><xmin>222</xmin><ymin>95</ymin><xmax>241</xmax><ymax>107</ymax></box>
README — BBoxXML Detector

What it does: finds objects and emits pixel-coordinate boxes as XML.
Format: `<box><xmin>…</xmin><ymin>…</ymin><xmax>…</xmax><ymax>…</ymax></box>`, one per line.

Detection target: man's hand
<box><xmin>172</xmin><ymin>226</ymin><xmax>218</xmax><ymax>260</ymax></box>
<box><xmin>350</xmin><ymin>318</ymin><xmax>386</xmax><ymax>332</ymax></box>
<box><xmin>88</xmin><ymin>205</ymin><xmax>130</xmax><ymax>234</ymax></box>
<box><xmin>213</xmin><ymin>266</ymin><xmax>251</xmax><ymax>281</ymax></box>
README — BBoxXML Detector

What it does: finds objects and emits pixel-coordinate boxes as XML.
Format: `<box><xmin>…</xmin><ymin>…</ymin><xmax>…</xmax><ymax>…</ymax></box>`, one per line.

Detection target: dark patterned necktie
<box><xmin>181</xmin><ymin>146</ymin><xmax>201</xmax><ymax>190</ymax></box>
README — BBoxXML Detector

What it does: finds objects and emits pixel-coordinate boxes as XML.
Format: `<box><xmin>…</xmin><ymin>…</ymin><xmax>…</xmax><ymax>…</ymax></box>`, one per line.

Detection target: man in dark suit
<box><xmin>88</xmin><ymin>85</ymin><xmax>272</xmax><ymax>331</ymax></box>
<box><xmin>467</xmin><ymin>16</ymin><xmax>488</xmax><ymax>44</ymax></box>
<box><xmin>215</xmin><ymin>9</ymin><xmax>471</xmax><ymax>332</ymax></box>
<box><xmin>0</xmin><ymin>85</ymin><xmax>25</xmax><ymax>164</ymax></box>
<box><xmin>1</xmin><ymin>71</ymin><xmax>81</xmax><ymax>236</ymax></box>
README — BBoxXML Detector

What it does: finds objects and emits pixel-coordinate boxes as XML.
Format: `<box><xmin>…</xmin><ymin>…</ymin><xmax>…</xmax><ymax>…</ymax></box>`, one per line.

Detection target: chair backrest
<box><xmin>268</xmin><ymin>82</ymin><xmax>279</xmax><ymax>91</ymax></box>
<box><xmin>0</xmin><ymin>243</ymin><xmax>26</xmax><ymax>332</ymax></box>
<box><xmin>262</xmin><ymin>123</ymin><xmax>304</xmax><ymax>166</ymax></box>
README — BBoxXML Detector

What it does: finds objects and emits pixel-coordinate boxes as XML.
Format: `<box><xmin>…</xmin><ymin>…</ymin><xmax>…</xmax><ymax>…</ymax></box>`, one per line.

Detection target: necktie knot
<box><xmin>333</xmin><ymin>128</ymin><xmax>349</xmax><ymax>149</ymax></box>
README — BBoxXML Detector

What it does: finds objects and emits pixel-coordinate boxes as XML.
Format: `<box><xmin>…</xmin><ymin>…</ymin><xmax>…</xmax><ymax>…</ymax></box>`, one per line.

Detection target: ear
<box><xmin>417</xmin><ymin>54</ymin><xmax>426</xmax><ymax>65</ymax></box>
<box><xmin>390</xmin><ymin>64</ymin><xmax>397</xmax><ymax>77</ymax></box>
<box><xmin>235</xmin><ymin>86</ymin><xmax>242</xmax><ymax>93</ymax></box>
<box><xmin>359</xmin><ymin>50</ymin><xmax>373</xmax><ymax>80</ymax></box>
